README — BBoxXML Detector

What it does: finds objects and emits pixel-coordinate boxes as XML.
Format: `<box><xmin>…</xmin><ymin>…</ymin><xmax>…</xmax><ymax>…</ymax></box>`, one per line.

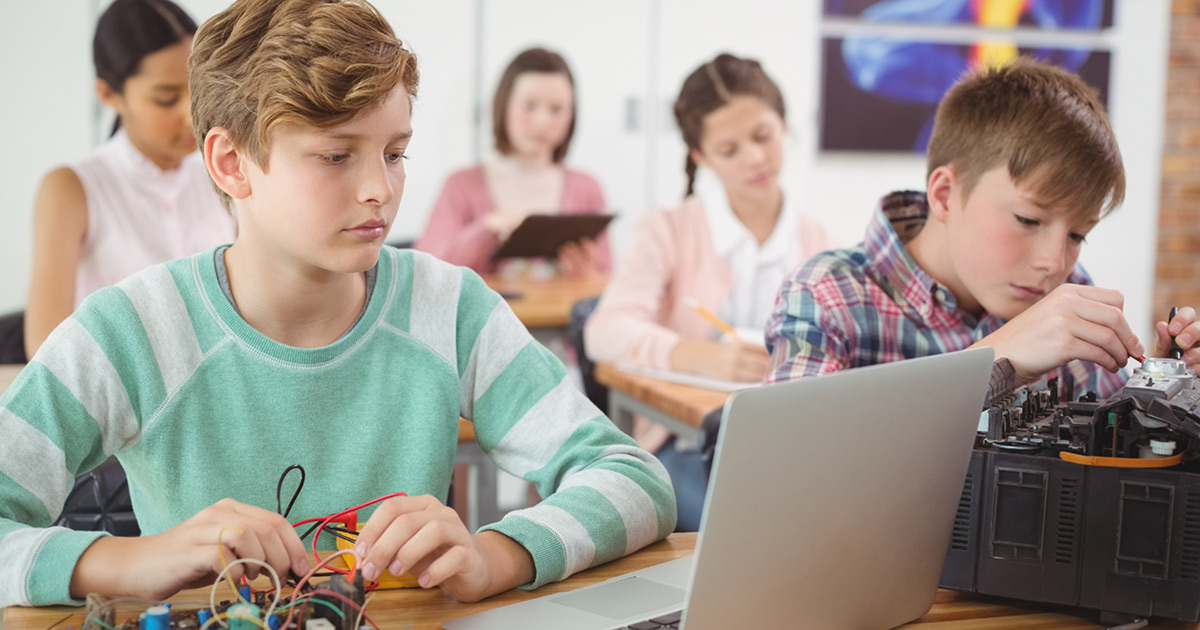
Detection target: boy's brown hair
<box><xmin>189</xmin><ymin>0</ymin><xmax>419</xmax><ymax>207</ymax></box>
<box><xmin>926</xmin><ymin>57</ymin><xmax>1124</xmax><ymax>220</ymax></box>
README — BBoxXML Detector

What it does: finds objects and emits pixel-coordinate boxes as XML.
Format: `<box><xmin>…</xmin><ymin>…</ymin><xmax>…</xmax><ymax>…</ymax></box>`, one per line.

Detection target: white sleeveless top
<box><xmin>69</xmin><ymin>130</ymin><xmax>236</xmax><ymax>306</ymax></box>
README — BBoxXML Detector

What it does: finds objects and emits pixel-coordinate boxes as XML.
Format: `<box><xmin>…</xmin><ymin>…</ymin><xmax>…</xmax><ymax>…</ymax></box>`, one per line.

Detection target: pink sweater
<box><xmin>585</xmin><ymin>195</ymin><xmax>832</xmax><ymax>451</ymax></box>
<box><xmin>415</xmin><ymin>165</ymin><xmax>612</xmax><ymax>274</ymax></box>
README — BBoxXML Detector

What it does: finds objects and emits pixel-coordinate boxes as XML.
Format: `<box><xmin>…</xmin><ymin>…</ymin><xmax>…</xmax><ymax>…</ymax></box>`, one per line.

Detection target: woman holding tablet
<box><xmin>416</xmin><ymin>48</ymin><xmax>610</xmax><ymax>276</ymax></box>
<box><xmin>585</xmin><ymin>54</ymin><xmax>832</xmax><ymax>530</ymax></box>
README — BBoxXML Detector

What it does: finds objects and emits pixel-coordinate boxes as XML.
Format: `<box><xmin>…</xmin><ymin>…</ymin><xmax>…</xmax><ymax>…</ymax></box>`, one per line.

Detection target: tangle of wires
<box><xmin>78</xmin><ymin>464</ymin><xmax>404</xmax><ymax>630</ymax></box>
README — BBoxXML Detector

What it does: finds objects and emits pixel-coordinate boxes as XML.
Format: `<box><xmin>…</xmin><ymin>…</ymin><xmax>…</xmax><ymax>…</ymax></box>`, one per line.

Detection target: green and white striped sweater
<box><xmin>0</xmin><ymin>246</ymin><xmax>676</xmax><ymax>606</ymax></box>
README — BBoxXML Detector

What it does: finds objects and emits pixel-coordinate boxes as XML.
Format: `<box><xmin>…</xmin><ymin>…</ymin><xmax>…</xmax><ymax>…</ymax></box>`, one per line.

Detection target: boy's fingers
<box><xmin>1169</xmin><ymin>307</ymin><xmax>1197</xmax><ymax>336</ymax></box>
<box><xmin>1072</xmin><ymin>325</ymin><xmax>1128</xmax><ymax>372</ymax></box>
<box><xmin>356</xmin><ymin>496</ymin><xmax>435</xmax><ymax>575</ymax></box>
<box><xmin>208</xmin><ymin>544</ymin><xmax>245</xmax><ymax>584</ymax></box>
<box><xmin>418</xmin><ymin>544</ymin><xmax>471</xmax><ymax>589</ymax></box>
<box><xmin>223</xmin><ymin>527</ymin><xmax>266</xmax><ymax>580</ymax></box>
<box><xmin>257</xmin><ymin>520</ymin><xmax>299</xmax><ymax>585</ymax></box>
<box><xmin>355</xmin><ymin>496</ymin><xmax>408</xmax><ymax>556</ymax></box>
<box><xmin>392</xmin><ymin>518</ymin><xmax>458</xmax><ymax>579</ymax></box>
<box><xmin>1069</xmin><ymin>284</ymin><xmax>1125</xmax><ymax>309</ymax></box>
<box><xmin>1072</xmin><ymin>298</ymin><xmax>1141</xmax><ymax>357</ymax></box>
<box><xmin>1175</xmin><ymin>320</ymin><xmax>1200</xmax><ymax>350</ymax></box>
<box><xmin>362</xmin><ymin>514</ymin><xmax>428</xmax><ymax>582</ymax></box>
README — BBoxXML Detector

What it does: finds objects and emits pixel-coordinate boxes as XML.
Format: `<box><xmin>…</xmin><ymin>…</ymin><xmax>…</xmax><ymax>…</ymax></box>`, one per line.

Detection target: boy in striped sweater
<box><xmin>0</xmin><ymin>0</ymin><xmax>674</xmax><ymax>608</ymax></box>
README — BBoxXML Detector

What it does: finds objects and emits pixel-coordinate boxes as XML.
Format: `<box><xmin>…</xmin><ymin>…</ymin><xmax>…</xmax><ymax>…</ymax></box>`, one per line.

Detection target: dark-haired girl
<box><xmin>586</xmin><ymin>54</ymin><xmax>832</xmax><ymax>530</ymax></box>
<box><xmin>25</xmin><ymin>0</ymin><xmax>235</xmax><ymax>357</ymax></box>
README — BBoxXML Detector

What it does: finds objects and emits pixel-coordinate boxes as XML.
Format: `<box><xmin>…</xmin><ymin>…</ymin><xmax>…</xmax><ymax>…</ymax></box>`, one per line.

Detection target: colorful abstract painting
<box><xmin>819</xmin><ymin>0</ymin><xmax>1115</xmax><ymax>152</ymax></box>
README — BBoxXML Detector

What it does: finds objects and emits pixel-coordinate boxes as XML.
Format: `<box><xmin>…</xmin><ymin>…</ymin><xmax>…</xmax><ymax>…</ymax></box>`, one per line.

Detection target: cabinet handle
<box><xmin>625</xmin><ymin>97</ymin><xmax>640</xmax><ymax>132</ymax></box>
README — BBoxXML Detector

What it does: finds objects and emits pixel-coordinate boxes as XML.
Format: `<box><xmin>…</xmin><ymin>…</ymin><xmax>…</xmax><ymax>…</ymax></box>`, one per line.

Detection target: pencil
<box><xmin>684</xmin><ymin>296</ymin><xmax>740</xmax><ymax>341</ymax></box>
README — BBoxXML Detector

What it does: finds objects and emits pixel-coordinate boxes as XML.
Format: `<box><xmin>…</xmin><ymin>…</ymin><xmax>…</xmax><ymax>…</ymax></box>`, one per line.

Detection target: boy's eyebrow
<box><xmin>150</xmin><ymin>84</ymin><xmax>185</xmax><ymax>93</ymax></box>
<box><xmin>319</xmin><ymin>129</ymin><xmax>414</xmax><ymax>142</ymax></box>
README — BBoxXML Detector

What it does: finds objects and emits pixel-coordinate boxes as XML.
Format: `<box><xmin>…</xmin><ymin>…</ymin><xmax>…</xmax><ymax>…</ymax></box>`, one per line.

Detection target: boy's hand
<box><xmin>354</xmin><ymin>495</ymin><xmax>533</xmax><ymax>603</ymax></box>
<box><xmin>973</xmin><ymin>284</ymin><xmax>1143</xmax><ymax>386</ymax></box>
<box><xmin>70</xmin><ymin>498</ymin><xmax>309</xmax><ymax>601</ymax></box>
<box><xmin>670</xmin><ymin>339</ymin><xmax>770</xmax><ymax>382</ymax></box>
<box><xmin>1154</xmin><ymin>306</ymin><xmax>1200</xmax><ymax>370</ymax></box>
<box><xmin>557</xmin><ymin>238</ymin><xmax>600</xmax><ymax>278</ymax></box>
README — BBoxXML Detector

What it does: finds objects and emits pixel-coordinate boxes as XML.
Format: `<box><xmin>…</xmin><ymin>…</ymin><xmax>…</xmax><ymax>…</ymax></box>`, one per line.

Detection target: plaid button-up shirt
<box><xmin>765</xmin><ymin>191</ymin><xmax>1126</xmax><ymax>399</ymax></box>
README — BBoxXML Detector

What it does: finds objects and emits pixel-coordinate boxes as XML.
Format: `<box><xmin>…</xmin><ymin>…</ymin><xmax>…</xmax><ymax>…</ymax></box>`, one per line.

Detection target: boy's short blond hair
<box><xmin>189</xmin><ymin>0</ymin><xmax>419</xmax><ymax>207</ymax></box>
<box><xmin>927</xmin><ymin>57</ymin><xmax>1124</xmax><ymax>221</ymax></box>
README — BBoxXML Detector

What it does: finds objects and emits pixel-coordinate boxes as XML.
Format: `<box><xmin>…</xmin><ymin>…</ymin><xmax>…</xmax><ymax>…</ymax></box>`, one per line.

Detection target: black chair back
<box><xmin>0</xmin><ymin>311</ymin><xmax>26</xmax><ymax>364</ymax></box>
<box><xmin>54</xmin><ymin>456</ymin><xmax>140</xmax><ymax>536</ymax></box>
<box><xmin>567</xmin><ymin>296</ymin><xmax>608</xmax><ymax>414</ymax></box>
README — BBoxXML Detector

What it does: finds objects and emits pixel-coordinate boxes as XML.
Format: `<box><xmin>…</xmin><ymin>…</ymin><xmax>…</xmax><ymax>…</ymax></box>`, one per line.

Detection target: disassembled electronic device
<box><xmin>80</xmin><ymin>571</ymin><xmax>369</xmax><ymax>630</ymax></box>
<box><xmin>942</xmin><ymin>349</ymin><xmax>1200</xmax><ymax>623</ymax></box>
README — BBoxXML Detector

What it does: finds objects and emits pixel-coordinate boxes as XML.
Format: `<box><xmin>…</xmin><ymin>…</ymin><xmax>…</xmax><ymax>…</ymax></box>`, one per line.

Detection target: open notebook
<box><xmin>613</xmin><ymin>362</ymin><xmax>759</xmax><ymax>392</ymax></box>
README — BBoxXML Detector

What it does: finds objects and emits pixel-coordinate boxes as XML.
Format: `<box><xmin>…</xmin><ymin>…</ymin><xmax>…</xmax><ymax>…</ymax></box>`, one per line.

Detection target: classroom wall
<box><xmin>0</xmin><ymin>3</ymin><xmax>97</xmax><ymax>316</ymax></box>
<box><xmin>0</xmin><ymin>1</ymin><xmax>1173</xmax><ymax>346</ymax></box>
<box><xmin>1156</xmin><ymin>0</ymin><xmax>1200</xmax><ymax>323</ymax></box>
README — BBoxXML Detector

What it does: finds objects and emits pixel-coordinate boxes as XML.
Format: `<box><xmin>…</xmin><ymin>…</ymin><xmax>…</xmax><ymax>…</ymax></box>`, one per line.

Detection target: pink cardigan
<box><xmin>585</xmin><ymin>195</ymin><xmax>832</xmax><ymax>451</ymax></box>
<box><xmin>415</xmin><ymin>165</ymin><xmax>612</xmax><ymax>274</ymax></box>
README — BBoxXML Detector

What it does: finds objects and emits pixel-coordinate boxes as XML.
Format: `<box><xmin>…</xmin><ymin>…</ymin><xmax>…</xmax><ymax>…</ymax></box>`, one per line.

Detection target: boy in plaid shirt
<box><xmin>767</xmin><ymin>59</ymin><xmax>1200</xmax><ymax>394</ymax></box>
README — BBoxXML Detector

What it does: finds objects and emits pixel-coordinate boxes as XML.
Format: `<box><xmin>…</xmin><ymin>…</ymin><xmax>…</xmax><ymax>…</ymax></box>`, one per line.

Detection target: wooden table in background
<box><xmin>481</xmin><ymin>271</ymin><xmax>609</xmax><ymax>329</ymax></box>
<box><xmin>7</xmin><ymin>533</ymin><xmax>1198</xmax><ymax>629</ymax></box>
<box><xmin>594</xmin><ymin>362</ymin><xmax>732</xmax><ymax>440</ymax></box>
<box><xmin>0</xmin><ymin>363</ymin><xmax>21</xmax><ymax>392</ymax></box>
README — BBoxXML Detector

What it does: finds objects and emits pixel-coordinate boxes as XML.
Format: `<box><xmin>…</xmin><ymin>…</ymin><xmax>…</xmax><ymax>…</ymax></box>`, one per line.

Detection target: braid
<box><xmin>684</xmin><ymin>154</ymin><xmax>698</xmax><ymax>198</ymax></box>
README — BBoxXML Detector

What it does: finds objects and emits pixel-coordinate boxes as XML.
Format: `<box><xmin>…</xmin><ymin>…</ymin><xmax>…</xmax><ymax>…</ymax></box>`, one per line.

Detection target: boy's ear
<box><xmin>926</xmin><ymin>165</ymin><xmax>958</xmax><ymax>224</ymax></box>
<box><xmin>204</xmin><ymin>127</ymin><xmax>252</xmax><ymax>201</ymax></box>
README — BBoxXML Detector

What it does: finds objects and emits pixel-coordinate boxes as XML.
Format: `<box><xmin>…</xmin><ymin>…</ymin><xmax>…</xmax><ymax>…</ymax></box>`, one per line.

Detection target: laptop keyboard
<box><xmin>619</xmin><ymin>610</ymin><xmax>683</xmax><ymax>629</ymax></box>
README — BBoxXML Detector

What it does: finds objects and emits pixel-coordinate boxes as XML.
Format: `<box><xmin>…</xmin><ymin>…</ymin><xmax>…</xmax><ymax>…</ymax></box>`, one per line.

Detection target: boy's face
<box><xmin>938</xmin><ymin>166</ymin><xmax>1098</xmax><ymax>320</ymax></box>
<box><xmin>240</xmin><ymin>85</ymin><xmax>413</xmax><ymax>274</ymax></box>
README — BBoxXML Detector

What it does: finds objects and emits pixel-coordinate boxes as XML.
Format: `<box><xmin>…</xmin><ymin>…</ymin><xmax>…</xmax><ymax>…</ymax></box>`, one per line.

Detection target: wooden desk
<box><xmin>594</xmin><ymin>363</ymin><xmax>732</xmax><ymax>440</ymax></box>
<box><xmin>481</xmin><ymin>272</ymin><xmax>608</xmax><ymax>329</ymax></box>
<box><xmin>0</xmin><ymin>363</ymin><xmax>21</xmax><ymax>392</ymax></box>
<box><xmin>3</xmin><ymin>535</ymin><xmax>695</xmax><ymax>630</ymax></box>
<box><xmin>8</xmin><ymin>533</ymin><xmax>1199</xmax><ymax>629</ymax></box>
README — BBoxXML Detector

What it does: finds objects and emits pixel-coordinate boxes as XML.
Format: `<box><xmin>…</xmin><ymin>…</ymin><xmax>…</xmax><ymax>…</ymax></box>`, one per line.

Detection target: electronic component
<box><xmin>943</xmin><ymin>355</ymin><xmax>1200</xmax><ymax>623</ymax></box>
<box><xmin>309</xmin><ymin>572</ymin><xmax>365</xmax><ymax>630</ymax></box>
<box><xmin>333</xmin><ymin>523</ymin><xmax>421</xmax><ymax>589</ymax></box>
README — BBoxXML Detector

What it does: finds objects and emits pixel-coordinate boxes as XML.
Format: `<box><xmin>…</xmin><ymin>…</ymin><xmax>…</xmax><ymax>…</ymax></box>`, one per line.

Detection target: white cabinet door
<box><xmin>377</xmin><ymin>1</ymin><xmax>479</xmax><ymax>244</ymax></box>
<box><xmin>479</xmin><ymin>0</ymin><xmax>652</xmax><ymax>259</ymax></box>
<box><xmin>653</xmin><ymin>0</ymin><xmax>819</xmax><ymax>212</ymax></box>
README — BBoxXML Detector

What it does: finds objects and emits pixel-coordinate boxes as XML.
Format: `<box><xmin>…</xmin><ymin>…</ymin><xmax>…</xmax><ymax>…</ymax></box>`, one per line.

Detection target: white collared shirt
<box><xmin>695</xmin><ymin>168</ymin><xmax>804</xmax><ymax>335</ymax></box>
<box><xmin>70</xmin><ymin>130</ymin><xmax>236</xmax><ymax>306</ymax></box>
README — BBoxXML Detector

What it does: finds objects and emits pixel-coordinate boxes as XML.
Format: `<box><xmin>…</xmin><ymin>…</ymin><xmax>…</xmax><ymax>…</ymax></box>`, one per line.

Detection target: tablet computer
<box><xmin>491</xmin><ymin>213</ymin><xmax>615</xmax><ymax>261</ymax></box>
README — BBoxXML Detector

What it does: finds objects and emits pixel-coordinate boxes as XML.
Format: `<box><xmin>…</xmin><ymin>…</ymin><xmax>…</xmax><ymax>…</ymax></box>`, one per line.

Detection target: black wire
<box><xmin>326</xmin><ymin>524</ymin><xmax>360</xmax><ymax>536</ymax></box>
<box><xmin>276</xmin><ymin>464</ymin><xmax>306</xmax><ymax>519</ymax></box>
<box><xmin>322</xmin><ymin>528</ymin><xmax>359</xmax><ymax>545</ymax></box>
<box><xmin>298</xmin><ymin>521</ymin><xmax>323</xmax><ymax>542</ymax></box>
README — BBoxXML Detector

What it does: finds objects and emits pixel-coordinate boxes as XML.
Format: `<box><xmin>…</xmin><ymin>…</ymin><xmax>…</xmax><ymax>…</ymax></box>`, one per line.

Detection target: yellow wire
<box><xmin>354</xmin><ymin>592</ymin><xmax>376</xmax><ymax>630</ymax></box>
<box><xmin>216</xmin><ymin>526</ymin><xmax>249</xmax><ymax>605</ymax></box>
<box><xmin>199</xmin><ymin>609</ymin><xmax>271</xmax><ymax>630</ymax></box>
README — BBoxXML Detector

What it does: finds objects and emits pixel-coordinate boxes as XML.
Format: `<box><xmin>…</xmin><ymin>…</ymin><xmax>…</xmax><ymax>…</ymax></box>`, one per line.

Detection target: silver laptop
<box><xmin>444</xmin><ymin>348</ymin><xmax>994</xmax><ymax>630</ymax></box>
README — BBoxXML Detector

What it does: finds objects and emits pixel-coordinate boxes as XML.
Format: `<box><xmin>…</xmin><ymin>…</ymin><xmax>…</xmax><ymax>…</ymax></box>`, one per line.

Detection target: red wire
<box><xmin>291</xmin><ymin>492</ymin><xmax>407</xmax><ymax>576</ymax></box>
